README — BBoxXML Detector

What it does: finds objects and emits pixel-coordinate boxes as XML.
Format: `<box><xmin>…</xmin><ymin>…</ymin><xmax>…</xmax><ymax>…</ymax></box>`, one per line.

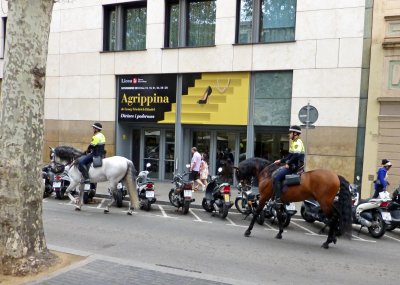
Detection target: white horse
<box><xmin>52</xmin><ymin>146</ymin><xmax>139</xmax><ymax>215</ymax></box>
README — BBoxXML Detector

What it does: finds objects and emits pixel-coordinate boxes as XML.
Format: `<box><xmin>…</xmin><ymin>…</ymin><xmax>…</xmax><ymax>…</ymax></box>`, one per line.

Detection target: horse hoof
<box><xmin>275</xmin><ymin>234</ymin><xmax>282</xmax><ymax>239</ymax></box>
<box><xmin>75</xmin><ymin>207</ymin><xmax>81</xmax><ymax>211</ymax></box>
<box><xmin>321</xmin><ymin>242</ymin><xmax>329</xmax><ymax>249</ymax></box>
<box><xmin>244</xmin><ymin>230</ymin><xmax>251</xmax><ymax>237</ymax></box>
<box><xmin>104</xmin><ymin>209</ymin><xmax>109</xmax><ymax>214</ymax></box>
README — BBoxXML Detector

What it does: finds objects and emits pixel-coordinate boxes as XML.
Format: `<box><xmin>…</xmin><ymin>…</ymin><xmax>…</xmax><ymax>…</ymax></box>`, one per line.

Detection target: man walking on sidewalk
<box><xmin>190</xmin><ymin>147</ymin><xmax>202</xmax><ymax>191</ymax></box>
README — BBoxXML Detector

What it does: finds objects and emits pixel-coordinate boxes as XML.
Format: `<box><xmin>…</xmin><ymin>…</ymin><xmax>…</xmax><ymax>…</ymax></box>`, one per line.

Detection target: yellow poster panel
<box><xmin>160</xmin><ymin>72</ymin><xmax>250</xmax><ymax>125</ymax></box>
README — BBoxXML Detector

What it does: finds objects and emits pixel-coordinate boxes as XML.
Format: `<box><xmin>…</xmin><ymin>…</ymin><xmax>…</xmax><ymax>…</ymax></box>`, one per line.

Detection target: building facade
<box><xmin>0</xmin><ymin>0</ymin><xmax>373</xmax><ymax>187</ymax></box>
<box><xmin>362</xmin><ymin>0</ymin><xmax>400</xmax><ymax>197</ymax></box>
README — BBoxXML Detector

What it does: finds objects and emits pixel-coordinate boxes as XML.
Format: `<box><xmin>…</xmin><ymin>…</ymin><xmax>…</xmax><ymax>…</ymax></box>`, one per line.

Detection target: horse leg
<box><xmin>275</xmin><ymin>205</ymin><xmax>284</xmax><ymax>239</ymax></box>
<box><xmin>74</xmin><ymin>183</ymin><xmax>84</xmax><ymax>211</ymax></box>
<box><xmin>321</xmin><ymin>214</ymin><xmax>338</xmax><ymax>249</ymax></box>
<box><xmin>104</xmin><ymin>185</ymin><xmax>116</xmax><ymax>214</ymax></box>
<box><xmin>244</xmin><ymin>195</ymin><xmax>268</xmax><ymax>237</ymax></box>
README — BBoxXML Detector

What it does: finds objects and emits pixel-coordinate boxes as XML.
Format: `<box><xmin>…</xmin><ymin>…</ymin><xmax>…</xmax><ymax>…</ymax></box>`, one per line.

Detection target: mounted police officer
<box><xmin>273</xmin><ymin>125</ymin><xmax>305</xmax><ymax>205</ymax></box>
<box><xmin>78</xmin><ymin>122</ymin><xmax>106</xmax><ymax>183</ymax></box>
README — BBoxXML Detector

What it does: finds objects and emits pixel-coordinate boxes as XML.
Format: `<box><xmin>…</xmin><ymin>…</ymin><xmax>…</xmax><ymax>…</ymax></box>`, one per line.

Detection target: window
<box><xmin>165</xmin><ymin>0</ymin><xmax>216</xmax><ymax>48</ymax></box>
<box><xmin>237</xmin><ymin>0</ymin><xmax>296</xmax><ymax>44</ymax></box>
<box><xmin>103</xmin><ymin>2</ymin><xmax>147</xmax><ymax>51</ymax></box>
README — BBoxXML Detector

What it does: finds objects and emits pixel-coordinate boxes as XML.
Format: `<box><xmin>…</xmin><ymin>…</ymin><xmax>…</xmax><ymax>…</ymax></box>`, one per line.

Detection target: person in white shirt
<box><xmin>190</xmin><ymin>147</ymin><xmax>202</xmax><ymax>191</ymax></box>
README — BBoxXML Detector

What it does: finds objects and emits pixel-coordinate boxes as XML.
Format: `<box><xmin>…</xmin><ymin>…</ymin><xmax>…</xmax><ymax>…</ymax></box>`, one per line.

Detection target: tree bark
<box><xmin>0</xmin><ymin>0</ymin><xmax>55</xmax><ymax>275</ymax></box>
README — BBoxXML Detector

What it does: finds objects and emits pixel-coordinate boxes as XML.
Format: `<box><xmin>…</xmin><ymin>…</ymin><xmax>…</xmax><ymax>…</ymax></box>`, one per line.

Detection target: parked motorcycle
<box><xmin>42</xmin><ymin>164</ymin><xmax>54</xmax><ymax>198</ymax></box>
<box><xmin>201</xmin><ymin>167</ymin><xmax>233</xmax><ymax>219</ymax></box>
<box><xmin>53</xmin><ymin>166</ymin><xmax>72</xmax><ymax>200</ymax></box>
<box><xmin>264</xmin><ymin>199</ymin><xmax>297</xmax><ymax>228</ymax></box>
<box><xmin>83</xmin><ymin>183</ymin><xmax>97</xmax><ymax>204</ymax></box>
<box><xmin>380</xmin><ymin>187</ymin><xmax>400</xmax><ymax>232</ymax></box>
<box><xmin>235</xmin><ymin>182</ymin><xmax>265</xmax><ymax>225</ymax></box>
<box><xmin>169</xmin><ymin>165</ymin><xmax>194</xmax><ymax>214</ymax></box>
<box><xmin>136</xmin><ymin>163</ymin><xmax>156</xmax><ymax>211</ymax></box>
<box><xmin>352</xmin><ymin>190</ymin><xmax>389</xmax><ymax>238</ymax></box>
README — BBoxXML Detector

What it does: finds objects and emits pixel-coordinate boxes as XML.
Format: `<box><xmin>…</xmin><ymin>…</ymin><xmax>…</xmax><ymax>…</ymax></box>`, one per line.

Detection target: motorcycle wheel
<box><xmin>182</xmin><ymin>201</ymin><xmax>190</xmax><ymax>215</ymax></box>
<box><xmin>55</xmin><ymin>190</ymin><xmax>64</xmax><ymax>200</ymax></box>
<box><xmin>114</xmin><ymin>190</ymin><xmax>123</xmax><ymax>208</ymax></box>
<box><xmin>83</xmin><ymin>191</ymin><xmax>89</xmax><ymax>204</ymax></box>
<box><xmin>140</xmin><ymin>199</ymin><xmax>151</xmax><ymax>211</ymax></box>
<box><xmin>235</xmin><ymin>197</ymin><xmax>247</xmax><ymax>214</ymax></box>
<box><xmin>300</xmin><ymin>205</ymin><xmax>315</xmax><ymax>223</ymax></box>
<box><xmin>282</xmin><ymin>213</ymin><xmax>291</xmax><ymax>228</ymax></box>
<box><xmin>202</xmin><ymin>198</ymin><xmax>213</xmax><ymax>213</ymax></box>
<box><xmin>168</xmin><ymin>189</ymin><xmax>180</xmax><ymax>208</ymax></box>
<box><xmin>256</xmin><ymin>210</ymin><xmax>265</xmax><ymax>225</ymax></box>
<box><xmin>385</xmin><ymin>224</ymin><xmax>397</xmax><ymax>231</ymax></box>
<box><xmin>220</xmin><ymin>203</ymin><xmax>229</xmax><ymax>219</ymax></box>
<box><xmin>368</xmin><ymin>212</ymin><xmax>386</xmax><ymax>238</ymax></box>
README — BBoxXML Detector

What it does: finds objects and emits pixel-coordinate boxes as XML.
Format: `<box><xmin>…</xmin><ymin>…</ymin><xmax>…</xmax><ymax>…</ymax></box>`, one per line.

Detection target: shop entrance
<box><xmin>191</xmin><ymin>130</ymin><xmax>246</xmax><ymax>184</ymax></box>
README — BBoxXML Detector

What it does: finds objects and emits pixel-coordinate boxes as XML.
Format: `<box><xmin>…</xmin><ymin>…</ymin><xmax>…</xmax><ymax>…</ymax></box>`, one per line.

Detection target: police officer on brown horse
<box><xmin>273</xmin><ymin>125</ymin><xmax>305</xmax><ymax>205</ymax></box>
<box><xmin>78</xmin><ymin>122</ymin><xmax>106</xmax><ymax>183</ymax></box>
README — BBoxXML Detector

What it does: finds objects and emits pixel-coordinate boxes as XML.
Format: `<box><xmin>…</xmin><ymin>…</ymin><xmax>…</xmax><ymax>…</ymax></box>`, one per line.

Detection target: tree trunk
<box><xmin>0</xmin><ymin>0</ymin><xmax>55</xmax><ymax>275</ymax></box>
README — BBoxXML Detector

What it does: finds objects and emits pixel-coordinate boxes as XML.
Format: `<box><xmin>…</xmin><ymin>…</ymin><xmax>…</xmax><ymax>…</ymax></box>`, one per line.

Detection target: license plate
<box><xmin>286</xmin><ymin>203</ymin><xmax>296</xmax><ymax>211</ymax></box>
<box><xmin>224</xmin><ymin>194</ymin><xmax>230</xmax><ymax>202</ymax></box>
<box><xmin>145</xmin><ymin>191</ymin><xmax>154</xmax><ymax>198</ymax></box>
<box><xmin>84</xmin><ymin>184</ymin><xmax>91</xmax><ymax>191</ymax></box>
<box><xmin>184</xmin><ymin>190</ymin><xmax>192</xmax><ymax>198</ymax></box>
<box><xmin>53</xmin><ymin>182</ymin><xmax>61</xmax><ymax>188</ymax></box>
<box><xmin>117</xmin><ymin>183</ymin><xmax>123</xmax><ymax>189</ymax></box>
<box><xmin>382</xmin><ymin>212</ymin><xmax>391</xmax><ymax>221</ymax></box>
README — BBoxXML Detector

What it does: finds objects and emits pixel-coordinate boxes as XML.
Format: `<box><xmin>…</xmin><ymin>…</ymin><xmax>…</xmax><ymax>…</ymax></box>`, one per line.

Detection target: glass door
<box><xmin>192</xmin><ymin>130</ymin><xmax>211</xmax><ymax>162</ymax></box>
<box><xmin>216</xmin><ymin>132</ymin><xmax>236</xmax><ymax>183</ymax></box>
<box><xmin>144</xmin><ymin>130</ymin><xmax>160</xmax><ymax>179</ymax></box>
<box><xmin>164</xmin><ymin>130</ymin><xmax>175</xmax><ymax>180</ymax></box>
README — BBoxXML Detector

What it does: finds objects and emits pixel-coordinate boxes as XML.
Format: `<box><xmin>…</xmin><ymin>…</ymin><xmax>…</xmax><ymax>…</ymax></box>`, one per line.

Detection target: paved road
<box><xmin>35</xmin><ymin>195</ymin><xmax>400</xmax><ymax>285</ymax></box>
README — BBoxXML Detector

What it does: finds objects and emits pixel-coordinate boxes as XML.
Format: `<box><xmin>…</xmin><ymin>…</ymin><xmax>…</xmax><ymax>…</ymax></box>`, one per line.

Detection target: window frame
<box><xmin>103</xmin><ymin>1</ymin><xmax>147</xmax><ymax>52</ymax></box>
<box><xmin>235</xmin><ymin>0</ymin><xmax>296</xmax><ymax>44</ymax></box>
<box><xmin>164</xmin><ymin>0</ymin><xmax>216</xmax><ymax>48</ymax></box>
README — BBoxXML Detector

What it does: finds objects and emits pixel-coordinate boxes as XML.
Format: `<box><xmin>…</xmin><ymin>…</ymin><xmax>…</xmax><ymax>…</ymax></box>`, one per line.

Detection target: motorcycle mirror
<box><xmin>185</xmin><ymin>164</ymin><xmax>190</xmax><ymax>169</ymax></box>
<box><xmin>356</xmin><ymin>176</ymin><xmax>360</xmax><ymax>181</ymax></box>
<box><xmin>146</xmin><ymin>162</ymin><xmax>151</xmax><ymax>168</ymax></box>
<box><xmin>218</xmin><ymin>167</ymin><xmax>223</xmax><ymax>173</ymax></box>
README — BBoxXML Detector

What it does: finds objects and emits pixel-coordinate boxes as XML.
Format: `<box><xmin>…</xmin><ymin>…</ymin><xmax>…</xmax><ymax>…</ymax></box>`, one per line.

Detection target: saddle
<box><xmin>284</xmin><ymin>166</ymin><xmax>304</xmax><ymax>186</ymax></box>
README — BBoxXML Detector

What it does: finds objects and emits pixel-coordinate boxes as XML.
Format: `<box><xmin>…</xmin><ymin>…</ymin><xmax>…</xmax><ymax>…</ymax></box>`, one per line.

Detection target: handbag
<box><xmin>92</xmin><ymin>155</ymin><xmax>103</xmax><ymax>168</ymax></box>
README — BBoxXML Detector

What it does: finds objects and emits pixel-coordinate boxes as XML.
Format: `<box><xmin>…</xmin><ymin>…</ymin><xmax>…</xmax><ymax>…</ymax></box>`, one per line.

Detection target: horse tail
<box><xmin>124</xmin><ymin>160</ymin><xmax>139</xmax><ymax>210</ymax></box>
<box><xmin>337</xmin><ymin>175</ymin><xmax>353</xmax><ymax>237</ymax></box>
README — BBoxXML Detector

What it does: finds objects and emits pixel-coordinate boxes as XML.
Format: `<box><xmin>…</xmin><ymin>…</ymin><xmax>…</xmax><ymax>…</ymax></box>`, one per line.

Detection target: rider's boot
<box><xmin>274</xmin><ymin>181</ymin><xmax>283</xmax><ymax>206</ymax></box>
<box><xmin>80</xmin><ymin>165</ymin><xmax>90</xmax><ymax>183</ymax></box>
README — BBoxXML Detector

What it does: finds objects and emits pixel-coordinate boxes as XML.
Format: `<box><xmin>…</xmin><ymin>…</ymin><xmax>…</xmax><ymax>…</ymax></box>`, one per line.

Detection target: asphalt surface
<box><xmin>30</xmin><ymin>181</ymin><xmax>400</xmax><ymax>285</ymax></box>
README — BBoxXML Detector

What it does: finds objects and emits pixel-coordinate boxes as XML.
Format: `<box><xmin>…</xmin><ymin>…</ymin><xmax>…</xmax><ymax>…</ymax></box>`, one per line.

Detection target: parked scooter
<box><xmin>42</xmin><ymin>164</ymin><xmax>54</xmax><ymax>198</ymax></box>
<box><xmin>136</xmin><ymin>162</ymin><xmax>156</xmax><ymax>211</ymax></box>
<box><xmin>352</xmin><ymin>189</ymin><xmax>389</xmax><ymax>238</ymax></box>
<box><xmin>378</xmin><ymin>187</ymin><xmax>400</xmax><ymax>232</ymax></box>
<box><xmin>52</xmin><ymin>166</ymin><xmax>72</xmax><ymax>200</ymax></box>
<box><xmin>83</xmin><ymin>183</ymin><xmax>97</xmax><ymax>204</ymax></box>
<box><xmin>235</xmin><ymin>181</ymin><xmax>265</xmax><ymax>225</ymax></box>
<box><xmin>264</xmin><ymin>198</ymin><xmax>297</xmax><ymax>228</ymax></box>
<box><xmin>169</xmin><ymin>165</ymin><xmax>194</xmax><ymax>215</ymax></box>
<box><xmin>201</xmin><ymin>167</ymin><xmax>233</xmax><ymax>219</ymax></box>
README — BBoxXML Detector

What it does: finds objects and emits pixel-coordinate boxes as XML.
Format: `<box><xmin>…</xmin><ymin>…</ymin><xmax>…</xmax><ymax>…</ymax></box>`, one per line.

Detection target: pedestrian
<box><xmin>272</xmin><ymin>125</ymin><xmax>305</xmax><ymax>205</ymax></box>
<box><xmin>373</xmin><ymin>159</ymin><xmax>392</xmax><ymax>198</ymax></box>
<box><xmin>198</xmin><ymin>153</ymin><xmax>209</xmax><ymax>191</ymax></box>
<box><xmin>78</xmin><ymin>122</ymin><xmax>106</xmax><ymax>183</ymax></box>
<box><xmin>190</xmin><ymin>147</ymin><xmax>202</xmax><ymax>191</ymax></box>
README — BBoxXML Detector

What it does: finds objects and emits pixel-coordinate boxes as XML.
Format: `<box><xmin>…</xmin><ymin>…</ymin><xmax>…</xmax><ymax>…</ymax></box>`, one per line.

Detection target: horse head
<box><xmin>236</xmin><ymin>157</ymin><xmax>275</xmax><ymax>183</ymax></box>
<box><xmin>51</xmin><ymin>145</ymin><xmax>84</xmax><ymax>167</ymax></box>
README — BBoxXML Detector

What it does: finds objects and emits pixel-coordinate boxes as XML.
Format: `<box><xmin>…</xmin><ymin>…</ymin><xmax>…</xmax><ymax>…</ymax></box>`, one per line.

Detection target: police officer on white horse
<box><xmin>78</xmin><ymin>122</ymin><xmax>106</xmax><ymax>183</ymax></box>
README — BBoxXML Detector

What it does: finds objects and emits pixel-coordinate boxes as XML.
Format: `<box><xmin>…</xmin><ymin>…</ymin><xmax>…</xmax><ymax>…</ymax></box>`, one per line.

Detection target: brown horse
<box><xmin>235</xmin><ymin>157</ymin><xmax>353</xmax><ymax>249</ymax></box>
